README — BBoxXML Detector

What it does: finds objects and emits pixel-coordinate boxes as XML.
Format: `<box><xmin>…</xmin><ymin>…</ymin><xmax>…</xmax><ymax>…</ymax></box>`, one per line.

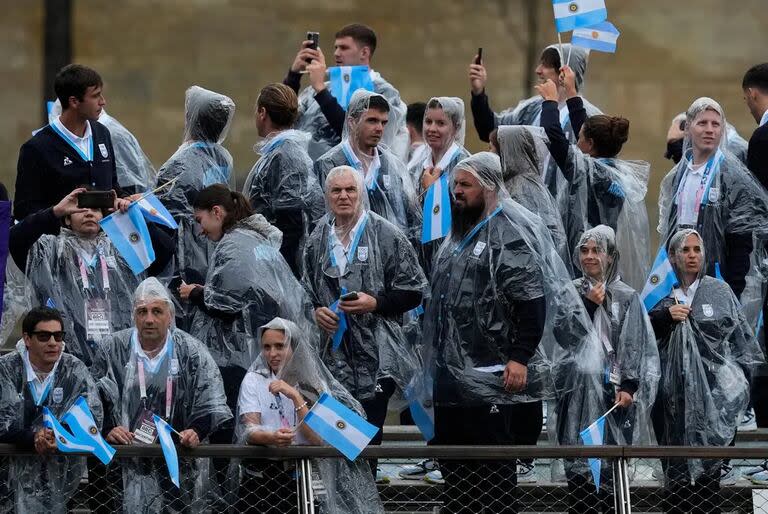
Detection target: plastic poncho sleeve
<box><xmin>541</xmin><ymin>98</ymin><xmax>588</xmax><ymax>182</ymax></box>
<box><xmin>615</xmin><ymin>292</ymin><xmax>649</xmax><ymax>394</ymax></box>
<box><xmin>186</xmin><ymin>347</ymin><xmax>231</xmax><ymax>438</ymax></box>
<box><xmin>8</xmin><ymin>207</ymin><xmax>59</xmax><ymax>272</ymax></box>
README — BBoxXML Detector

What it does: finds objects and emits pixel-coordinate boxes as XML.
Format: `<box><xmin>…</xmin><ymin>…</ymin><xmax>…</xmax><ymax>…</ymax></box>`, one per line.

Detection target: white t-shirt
<box><xmin>238</xmin><ymin>370</ymin><xmax>309</xmax><ymax>445</ymax></box>
<box><xmin>53</xmin><ymin>116</ymin><xmax>93</xmax><ymax>160</ymax></box>
<box><xmin>677</xmin><ymin>162</ymin><xmax>705</xmax><ymax>227</ymax></box>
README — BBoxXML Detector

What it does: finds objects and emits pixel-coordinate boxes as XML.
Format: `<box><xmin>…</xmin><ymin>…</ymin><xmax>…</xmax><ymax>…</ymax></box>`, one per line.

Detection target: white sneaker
<box><xmin>517</xmin><ymin>461</ymin><xmax>537</xmax><ymax>483</ymax></box>
<box><xmin>398</xmin><ymin>459</ymin><xmax>438</xmax><ymax>480</ymax></box>
<box><xmin>375</xmin><ymin>467</ymin><xmax>390</xmax><ymax>485</ymax></box>
<box><xmin>740</xmin><ymin>408</ymin><xmax>758</xmax><ymax>432</ymax></box>
<box><xmin>744</xmin><ymin>461</ymin><xmax>768</xmax><ymax>477</ymax></box>
<box><xmin>749</xmin><ymin>469</ymin><xmax>768</xmax><ymax>486</ymax></box>
<box><xmin>424</xmin><ymin>469</ymin><xmax>444</xmax><ymax>485</ymax></box>
<box><xmin>720</xmin><ymin>463</ymin><xmax>739</xmax><ymax>485</ymax></box>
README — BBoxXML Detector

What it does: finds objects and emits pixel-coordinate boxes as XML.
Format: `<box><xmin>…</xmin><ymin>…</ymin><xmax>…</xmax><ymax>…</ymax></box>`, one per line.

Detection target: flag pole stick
<box><xmin>567</xmin><ymin>44</ymin><xmax>573</xmax><ymax>67</ymax></box>
<box><xmin>557</xmin><ymin>33</ymin><xmax>564</xmax><ymax>65</ymax></box>
<box><xmin>603</xmin><ymin>402</ymin><xmax>620</xmax><ymax>419</ymax></box>
<box><xmin>135</xmin><ymin>176</ymin><xmax>181</xmax><ymax>203</ymax></box>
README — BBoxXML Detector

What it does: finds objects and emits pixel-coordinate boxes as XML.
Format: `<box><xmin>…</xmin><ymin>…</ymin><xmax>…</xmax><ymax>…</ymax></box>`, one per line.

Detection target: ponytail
<box><xmin>193</xmin><ymin>184</ymin><xmax>254</xmax><ymax>233</ymax></box>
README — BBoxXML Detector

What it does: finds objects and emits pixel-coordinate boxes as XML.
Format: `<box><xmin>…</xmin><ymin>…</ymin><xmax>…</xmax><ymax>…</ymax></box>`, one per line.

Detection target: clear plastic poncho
<box><xmin>230</xmin><ymin>317</ymin><xmax>384</xmax><ymax>514</ymax></box>
<box><xmin>95</xmin><ymin>278</ymin><xmax>232</xmax><ymax>513</ymax></box>
<box><xmin>189</xmin><ymin>213</ymin><xmax>317</xmax><ymax>371</ymax></box>
<box><xmin>314</xmin><ymin>90</ymin><xmax>421</xmax><ymax>243</ymax></box>
<box><xmin>296</xmin><ymin>68</ymin><xmax>408</xmax><ymax>161</ymax></box>
<box><xmin>301</xmin><ymin>168</ymin><xmax>428</xmax><ymax>401</ymax></box>
<box><xmin>0</xmin><ymin>346</ymin><xmax>102</xmax><ymax>514</ymax></box>
<box><xmin>649</xmin><ymin>229</ymin><xmax>763</xmax><ymax>482</ymax></box>
<box><xmin>496</xmin><ymin>125</ymin><xmax>570</xmax><ymax>270</ymax></box>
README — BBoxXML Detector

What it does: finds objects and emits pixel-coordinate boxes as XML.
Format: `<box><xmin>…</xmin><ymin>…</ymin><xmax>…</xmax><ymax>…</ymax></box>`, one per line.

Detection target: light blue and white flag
<box><xmin>405</xmin><ymin>379</ymin><xmax>434</xmax><ymax>441</ymax></box>
<box><xmin>328</xmin><ymin>66</ymin><xmax>375</xmax><ymax>110</ymax></box>
<box><xmin>552</xmin><ymin>0</ymin><xmax>608</xmax><ymax>33</ymax></box>
<box><xmin>303</xmin><ymin>392</ymin><xmax>378</xmax><ymax>461</ymax></box>
<box><xmin>99</xmin><ymin>203</ymin><xmax>156</xmax><ymax>275</ymax></box>
<box><xmin>422</xmin><ymin>173</ymin><xmax>451</xmax><ymax>243</ymax></box>
<box><xmin>572</xmin><ymin>21</ymin><xmax>620</xmax><ymax>53</ymax></box>
<box><xmin>579</xmin><ymin>412</ymin><xmax>607</xmax><ymax>492</ymax></box>
<box><xmin>136</xmin><ymin>192</ymin><xmax>178</xmax><ymax>230</ymax></box>
<box><xmin>63</xmin><ymin>396</ymin><xmax>115</xmax><ymax>465</ymax></box>
<box><xmin>640</xmin><ymin>247</ymin><xmax>678</xmax><ymax>312</ymax></box>
<box><xmin>43</xmin><ymin>407</ymin><xmax>96</xmax><ymax>454</ymax></box>
<box><xmin>153</xmin><ymin>414</ymin><xmax>180</xmax><ymax>488</ymax></box>
<box><xmin>329</xmin><ymin>287</ymin><xmax>349</xmax><ymax>351</ymax></box>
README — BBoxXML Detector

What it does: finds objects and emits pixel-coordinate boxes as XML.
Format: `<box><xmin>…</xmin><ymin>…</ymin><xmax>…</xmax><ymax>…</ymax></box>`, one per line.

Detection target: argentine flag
<box><xmin>422</xmin><ymin>173</ymin><xmax>452</xmax><ymax>244</ymax></box>
<box><xmin>640</xmin><ymin>247</ymin><xmax>678</xmax><ymax>312</ymax></box>
<box><xmin>137</xmin><ymin>192</ymin><xmax>178</xmax><ymax>230</ymax></box>
<box><xmin>43</xmin><ymin>407</ymin><xmax>96</xmax><ymax>454</ymax></box>
<box><xmin>303</xmin><ymin>392</ymin><xmax>378</xmax><ymax>461</ymax></box>
<box><xmin>328</xmin><ymin>66</ymin><xmax>375</xmax><ymax>110</ymax></box>
<box><xmin>329</xmin><ymin>287</ymin><xmax>349</xmax><ymax>351</ymax></box>
<box><xmin>552</xmin><ymin>0</ymin><xmax>608</xmax><ymax>33</ymax></box>
<box><xmin>99</xmin><ymin>203</ymin><xmax>156</xmax><ymax>275</ymax></box>
<box><xmin>579</xmin><ymin>413</ymin><xmax>607</xmax><ymax>492</ymax></box>
<box><xmin>63</xmin><ymin>396</ymin><xmax>115</xmax><ymax>465</ymax></box>
<box><xmin>405</xmin><ymin>378</ymin><xmax>434</xmax><ymax>441</ymax></box>
<box><xmin>153</xmin><ymin>414</ymin><xmax>180</xmax><ymax>488</ymax></box>
<box><xmin>572</xmin><ymin>21</ymin><xmax>620</xmax><ymax>53</ymax></box>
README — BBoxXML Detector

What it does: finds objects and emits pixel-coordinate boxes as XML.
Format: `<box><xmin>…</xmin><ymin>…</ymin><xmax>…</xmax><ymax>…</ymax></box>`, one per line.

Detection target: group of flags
<box><xmin>42</xmin><ymin>396</ymin><xmax>115</xmax><ymax>465</ymax></box>
<box><xmin>552</xmin><ymin>0</ymin><xmax>621</xmax><ymax>55</ymax></box>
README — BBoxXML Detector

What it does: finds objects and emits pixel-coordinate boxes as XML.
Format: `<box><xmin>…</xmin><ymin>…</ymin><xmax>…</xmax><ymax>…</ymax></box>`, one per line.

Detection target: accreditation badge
<box><xmin>133</xmin><ymin>409</ymin><xmax>158</xmax><ymax>444</ymax></box>
<box><xmin>85</xmin><ymin>298</ymin><xmax>112</xmax><ymax>342</ymax></box>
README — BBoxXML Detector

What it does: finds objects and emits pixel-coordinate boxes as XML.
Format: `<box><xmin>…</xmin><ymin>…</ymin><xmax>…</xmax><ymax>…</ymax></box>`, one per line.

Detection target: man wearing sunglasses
<box><xmin>0</xmin><ymin>306</ymin><xmax>103</xmax><ymax>512</ymax></box>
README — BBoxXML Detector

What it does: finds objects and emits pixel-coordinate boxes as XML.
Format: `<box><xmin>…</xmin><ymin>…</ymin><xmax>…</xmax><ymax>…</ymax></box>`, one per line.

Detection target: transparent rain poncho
<box><xmin>314</xmin><ymin>90</ymin><xmax>421</xmax><ymax>243</ymax></box>
<box><xmin>648</xmin><ymin>229</ymin><xmax>763</xmax><ymax>482</ymax></box>
<box><xmin>301</xmin><ymin>167</ymin><xmax>428</xmax><ymax>402</ymax></box>
<box><xmin>496</xmin><ymin>125</ymin><xmax>570</xmax><ymax>269</ymax></box>
<box><xmin>241</xmin><ymin>129</ymin><xmax>325</xmax><ymax>273</ymax></box>
<box><xmin>230</xmin><ymin>317</ymin><xmax>384</xmax><ymax>514</ymax></box>
<box><xmin>94</xmin><ymin>278</ymin><xmax>232</xmax><ymax>513</ymax></box>
<box><xmin>0</xmin><ymin>345</ymin><xmax>103</xmax><ymax>514</ymax></box>
<box><xmin>657</xmin><ymin>98</ymin><xmax>768</xmax><ymax>293</ymax></box>
<box><xmin>155</xmin><ymin>86</ymin><xmax>236</xmax><ymax>327</ymax></box>
<box><xmin>189</xmin><ymin>213</ymin><xmax>318</xmax><ymax>371</ymax></box>
<box><xmin>295</xmin><ymin>68</ymin><xmax>408</xmax><ymax>161</ymax></box>
<box><xmin>412</xmin><ymin>152</ymin><xmax>599</xmax><ymax>419</ymax></box>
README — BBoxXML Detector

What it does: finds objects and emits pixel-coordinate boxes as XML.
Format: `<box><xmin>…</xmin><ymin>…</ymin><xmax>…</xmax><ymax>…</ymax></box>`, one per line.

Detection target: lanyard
<box><xmin>453</xmin><ymin>206</ymin><xmax>503</xmax><ymax>254</ymax></box>
<box><xmin>274</xmin><ymin>393</ymin><xmax>292</xmax><ymax>429</ymax></box>
<box><xmin>341</xmin><ymin>141</ymin><xmax>381</xmax><ymax>191</ymax></box>
<box><xmin>329</xmin><ymin>212</ymin><xmax>369</xmax><ymax>271</ymax></box>
<box><xmin>259</xmin><ymin>131</ymin><xmax>290</xmax><ymax>155</ymax></box>
<box><xmin>22</xmin><ymin>352</ymin><xmax>57</xmax><ymax>406</ymax></box>
<box><xmin>136</xmin><ymin>337</ymin><xmax>175</xmax><ymax>419</ymax></box>
<box><xmin>49</xmin><ymin>120</ymin><xmax>93</xmax><ymax>162</ymax></box>
<box><xmin>424</xmin><ymin>142</ymin><xmax>461</xmax><ymax>173</ymax></box>
<box><xmin>674</xmin><ymin>149</ymin><xmax>723</xmax><ymax>211</ymax></box>
<box><xmin>78</xmin><ymin>250</ymin><xmax>110</xmax><ymax>291</ymax></box>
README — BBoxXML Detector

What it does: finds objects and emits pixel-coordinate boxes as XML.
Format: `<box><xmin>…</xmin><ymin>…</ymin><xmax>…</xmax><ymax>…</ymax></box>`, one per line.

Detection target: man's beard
<box><xmin>451</xmin><ymin>198</ymin><xmax>485</xmax><ymax>238</ymax></box>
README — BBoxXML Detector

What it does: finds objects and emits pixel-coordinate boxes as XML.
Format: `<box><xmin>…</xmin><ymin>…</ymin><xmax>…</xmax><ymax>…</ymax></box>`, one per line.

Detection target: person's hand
<box><xmin>615</xmin><ymin>391</ymin><xmax>634</xmax><ymax>409</ymax></box>
<box><xmin>339</xmin><ymin>292</ymin><xmax>377</xmax><ymax>315</ymax></box>
<box><xmin>669</xmin><ymin>304</ymin><xmax>691</xmax><ymax>322</ymax></box>
<box><xmin>126</xmin><ymin>193</ymin><xmax>144</xmax><ymax>203</ymax></box>
<box><xmin>420</xmin><ymin>167</ymin><xmax>442</xmax><ymax>191</ymax></box>
<box><xmin>469</xmin><ymin>61</ymin><xmax>487</xmax><ymax>95</ymax></box>
<box><xmin>106</xmin><ymin>426</ymin><xmax>134</xmax><ymax>445</ymax></box>
<box><xmin>179</xmin><ymin>428</ymin><xmax>200</xmax><ymax>448</ymax></box>
<box><xmin>34</xmin><ymin>428</ymin><xmax>56</xmax><ymax>455</ymax></box>
<box><xmin>52</xmin><ymin>188</ymin><xmax>89</xmax><ymax>218</ymax></box>
<box><xmin>503</xmin><ymin>360</ymin><xmax>528</xmax><ymax>393</ymax></box>
<box><xmin>113</xmin><ymin>191</ymin><xmax>130</xmax><ymax>213</ymax></box>
<box><xmin>559</xmin><ymin>65</ymin><xmax>578</xmax><ymax>98</ymax></box>
<box><xmin>272</xmin><ymin>428</ymin><xmax>295</xmax><ymax>447</ymax></box>
<box><xmin>534</xmin><ymin>79</ymin><xmax>559</xmax><ymax>102</ymax></box>
<box><xmin>290</xmin><ymin>40</ymin><xmax>322</xmax><ymax>73</ymax></box>
<box><xmin>178</xmin><ymin>281</ymin><xmax>201</xmax><ymax>301</ymax></box>
<box><xmin>269</xmin><ymin>380</ymin><xmax>301</xmax><ymax>403</ymax></box>
<box><xmin>586</xmin><ymin>282</ymin><xmax>605</xmax><ymax>306</ymax></box>
<box><xmin>667</xmin><ymin>114</ymin><xmax>686</xmax><ymax>143</ymax></box>
<box><xmin>307</xmin><ymin>49</ymin><xmax>328</xmax><ymax>93</ymax></box>
<box><xmin>315</xmin><ymin>307</ymin><xmax>339</xmax><ymax>333</ymax></box>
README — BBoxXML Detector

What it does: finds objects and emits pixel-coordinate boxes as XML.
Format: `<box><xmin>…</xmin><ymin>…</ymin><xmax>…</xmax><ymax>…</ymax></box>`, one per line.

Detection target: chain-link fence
<box><xmin>2</xmin><ymin>444</ymin><xmax>768</xmax><ymax>512</ymax></box>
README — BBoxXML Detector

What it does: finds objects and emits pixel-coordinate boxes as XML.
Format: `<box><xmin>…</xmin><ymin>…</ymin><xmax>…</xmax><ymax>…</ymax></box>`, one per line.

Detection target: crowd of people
<box><xmin>1</xmin><ymin>21</ymin><xmax>768</xmax><ymax>514</ymax></box>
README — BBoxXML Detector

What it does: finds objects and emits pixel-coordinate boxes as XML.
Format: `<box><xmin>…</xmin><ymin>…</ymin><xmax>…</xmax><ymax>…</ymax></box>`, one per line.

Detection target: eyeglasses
<box><xmin>30</xmin><ymin>331</ymin><xmax>65</xmax><ymax>342</ymax></box>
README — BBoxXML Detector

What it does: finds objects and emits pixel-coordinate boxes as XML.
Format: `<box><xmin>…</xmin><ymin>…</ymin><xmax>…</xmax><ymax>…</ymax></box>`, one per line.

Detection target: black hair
<box><xmin>367</xmin><ymin>95</ymin><xmax>390</xmax><ymax>114</ymax></box>
<box><xmin>193</xmin><ymin>184</ymin><xmax>254</xmax><ymax>233</ymax></box>
<box><xmin>742</xmin><ymin>63</ymin><xmax>768</xmax><ymax>94</ymax></box>
<box><xmin>54</xmin><ymin>64</ymin><xmax>103</xmax><ymax>110</ymax></box>
<box><xmin>406</xmin><ymin>102</ymin><xmax>427</xmax><ymax>132</ymax></box>
<box><xmin>540</xmin><ymin>47</ymin><xmax>562</xmax><ymax>71</ymax></box>
<box><xmin>583</xmin><ymin>115</ymin><xmax>630</xmax><ymax>158</ymax></box>
<box><xmin>335</xmin><ymin>24</ymin><xmax>377</xmax><ymax>56</ymax></box>
<box><xmin>22</xmin><ymin>307</ymin><xmax>64</xmax><ymax>335</ymax></box>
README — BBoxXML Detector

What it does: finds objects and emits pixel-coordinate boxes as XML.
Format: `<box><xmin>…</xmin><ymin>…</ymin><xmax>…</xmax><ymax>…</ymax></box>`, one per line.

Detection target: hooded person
<box><xmin>314</xmin><ymin>90</ymin><xmax>421</xmax><ymax>244</ymax></box>
<box><xmin>469</xmin><ymin>44</ymin><xmax>602</xmax><ymax>198</ymax></box>
<box><xmin>242</xmin><ymin>83</ymin><xmax>325</xmax><ymax>277</ymax></box>
<box><xmin>647</xmin><ymin>229</ymin><xmax>763</xmax><ymax>513</ymax></box>
<box><xmin>537</xmin><ymin>70</ymin><xmax>651</xmax><ymax>289</ymax></box>
<box><xmin>657</xmin><ymin>97</ymin><xmax>768</xmax><ymax>299</ymax></box>
<box><xmin>414</xmin><ymin>152</ymin><xmax>598</xmax><ymax>513</ymax></box>
<box><xmin>664</xmin><ymin>110</ymin><xmax>750</xmax><ymax>167</ymax></box>
<box><xmin>301</xmin><ymin>165</ymin><xmax>427</xmax><ymax>476</ymax></box>
<box><xmin>155</xmin><ymin>85</ymin><xmax>236</xmax><ymax>330</ymax></box>
<box><xmin>3</xmin><ymin>186</ymin><xmax>174</xmax><ymax>370</ymax></box>
<box><xmin>231</xmin><ymin>317</ymin><xmax>384</xmax><ymax>514</ymax></box>
<box><xmin>95</xmin><ymin>277</ymin><xmax>232</xmax><ymax>513</ymax></box>
<box><xmin>0</xmin><ymin>307</ymin><xmax>103</xmax><ymax>514</ymax></box>
<box><xmin>560</xmin><ymin>225</ymin><xmax>659</xmax><ymax>512</ymax></box>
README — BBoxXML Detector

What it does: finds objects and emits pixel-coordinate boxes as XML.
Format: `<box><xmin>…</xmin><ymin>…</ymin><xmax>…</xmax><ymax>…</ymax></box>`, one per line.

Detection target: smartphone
<box><xmin>340</xmin><ymin>291</ymin><xmax>359</xmax><ymax>301</ymax></box>
<box><xmin>474</xmin><ymin>47</ymin><xmax>483</xmax><ymax>65</ymax></box>
<box><xmin>307</xmin><ymin>31</ymin><xmax>320</xmax><ymax>51</ymax></box>
<box><xmin>77</xmin><ymin>190</ymin><xmax>115</xmax><ymax>209</ymax></box>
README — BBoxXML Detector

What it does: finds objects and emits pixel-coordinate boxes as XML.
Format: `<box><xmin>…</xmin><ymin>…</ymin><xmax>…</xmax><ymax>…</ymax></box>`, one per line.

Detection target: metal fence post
<box><xmin>611</xmin><ymin>457</ymin><xmax>632</xmax><ymax>514</ymax></box>
<box><xmin>297</xmin><ymin>458</ymin><xmax>315</xmax><ymax>514</ymax></box>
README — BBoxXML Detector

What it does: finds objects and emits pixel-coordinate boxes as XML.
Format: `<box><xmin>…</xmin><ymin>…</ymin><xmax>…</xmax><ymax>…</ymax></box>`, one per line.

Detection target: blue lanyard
<box><xmin>329</xmin><ymin>212</ymin><xmax>369</xmax><ymax>268</ymax></box>
<box><xmin>674</xmin><ymin>149</ymin><xmax>724</xmax><ymax>207</ymax></box>
<box><xmin>260</xmin><ymin>132</ymin><xmax>290</xmax><ymax>155</ymax></box>
<box><xmin>28</xmin><ymin>379</ymin><xmax>53</xmax><ymax>407</ymax></box>
<box><xmin>453</xmin><ymin>206</ymin><xmax>503</xmax><ymax>254</ymax></box>
<box><xmin>341</xmin><ymin>141</ymin><xmax>380</xmax><ymax>191</ymax></box>
<box><xmin>49</xmin><ymin>122</ymin><xmax>93</xmax><ymax>162</ymax></box>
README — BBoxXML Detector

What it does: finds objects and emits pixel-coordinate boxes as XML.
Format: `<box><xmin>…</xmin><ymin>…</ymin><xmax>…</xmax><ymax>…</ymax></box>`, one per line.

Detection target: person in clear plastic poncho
<box><xmin>537</xmin><ymin>70</ymin><xmax>651</xmax><ymax>288</ymax></box>
<box><xmin>231</xmin><ymin>317</ymin><xmax>384</xmax><ymax>514</ymax></box>
<box><xmin>663</xmin><ymin>109</ymin><xmax>750</xmax><ymax>166</ymax></box>
<box><xmin>302</xmin><ymin>166</ymin><xmax>426</xmax><ymax>465</ymax></box>
<box><xmin>657</xmin><ymin>97</ymin><xmax>768</xmax><ymax>299</ymax></box>
<box><xmin>560</xmin><ymin>225</ymin><xmax>659</xmax><ymax>512</ymax></box>
<box><xmin>647</xmin><ymin>229</ymin><xmax>763</xmax><ymax>513</ymax></box>
<box><xmin>155</xmin><ymin>85</ymin><xmax>236</xmax><ymax>330</ymax></box>
<box><xmin>242</xmin><ymin>83</ymin><xmax>325</xmax><ymax>277</ymax></box>
<box><xmin>314</xmin><ymin>90</ymin><xmax>421</xmax><ymax>244</ymax></box>
<box><xmin>95</xmin><ymin>277</ymin><xmax>232</xmax><ymax>513</ymax></box>
<box><xmin>414</xmin><ymin>152</ymin><xmax>597</xmax><ymax>513</ymax></box>
<box><xmin>0</xmin><ymin>307</ymin><xmax>103</xmax><ymax>514</ymax></box>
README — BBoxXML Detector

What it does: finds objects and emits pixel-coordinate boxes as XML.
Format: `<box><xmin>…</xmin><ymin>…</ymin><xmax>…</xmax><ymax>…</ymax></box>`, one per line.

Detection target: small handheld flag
<box><xmin>153</xmin><ymin>415</ymin><xmax>180</xmax><ymax>488</ymax></box>
<box><xmin>405</xmin><ymin>379</ymin><xmax>434</xmax><ymax>441</ymax></box>
<box><xmin>303</xmin><ymin>392</ymin><xmax>378</xmax><ymax>461</ymax></box>
<box><xmin>328</xmin><ymin>66</ymin><xmax>375</xmax><ymax>110</ymax></box>
<box><xmin>330</xmin><ymin>287</ymin><xmax>349</xmax><ymax>351</ymax></box>
<box><xmin>578</xmin><ymin>403</ymin><xmax>618</xmax><ymax>492</ymax></box>
<box><xmin>572</xmin><ymin>21</ymin><xmax>620</xmax><ymax>53</ymax></box>
<box><xmin>640</xmin><ymin>247</ymin><xmax>679</xmax><ymax>312</ymax></box>
<box><xmin>421</xmin><ymin>173</ymin><xmax>452</xmax><ymax>243</ymax></box>
<box><xmin>136</xmin><ymin>192</ymin><xmax>178</xmax><ymax>230</ymax></box>
<box><xmin>552</xmin><ymin>0</ymin><xmax>608</xmax><ymax>33</ymax></box>
<box><xmin>43</xmin><ymin>407</ymin><xmax>96</xmax><ymax>454</ymax></box>
<box><xmin>99</xmin><ymin>203</ymin><xmax>156</xmax><ymax>275</ymax></box>
<box><xmin>63</xmin><ymin>396</ymin><xmax>115</xmax><ymax>465</ymax></box>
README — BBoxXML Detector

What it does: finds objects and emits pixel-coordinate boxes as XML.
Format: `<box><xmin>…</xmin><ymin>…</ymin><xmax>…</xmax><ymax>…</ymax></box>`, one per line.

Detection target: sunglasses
<box><xmin>30</xmin><ymin>331</ymin><xmax>65</xmax><ymax>342</ymax></box>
